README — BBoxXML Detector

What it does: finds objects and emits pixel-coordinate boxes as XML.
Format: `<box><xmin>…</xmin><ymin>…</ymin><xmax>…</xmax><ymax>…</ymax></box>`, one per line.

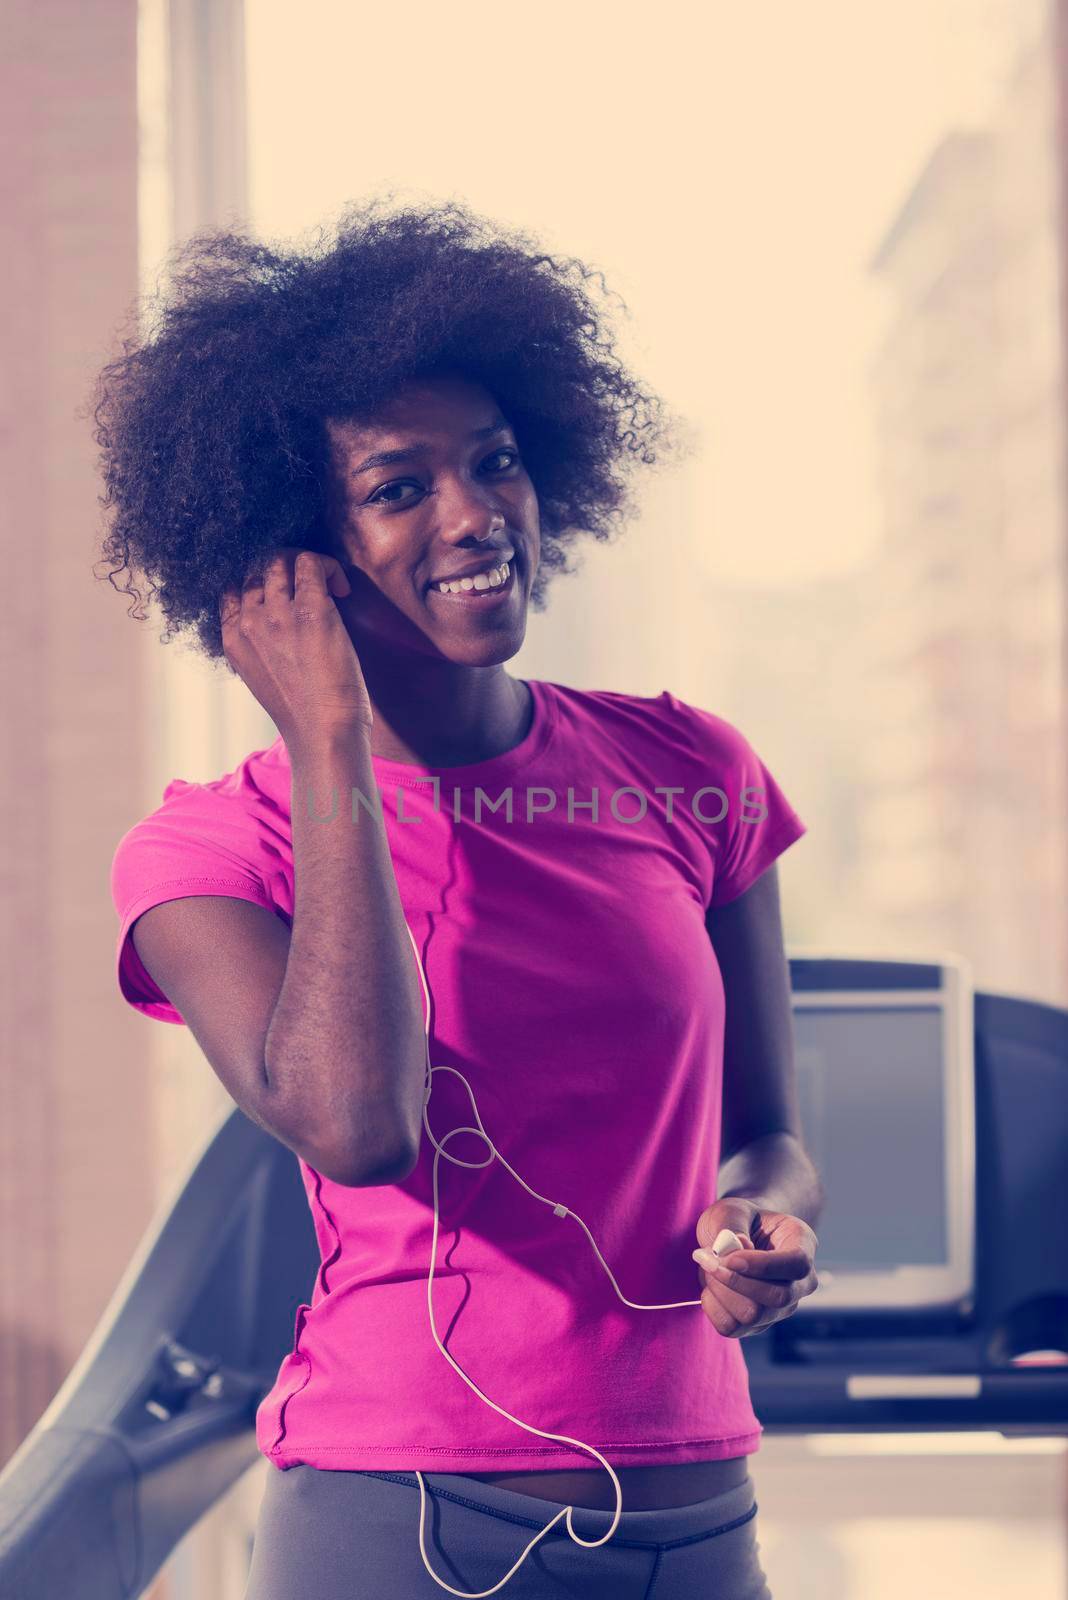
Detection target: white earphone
<box><xmin>399</xmin><ymin>920</ymin><xmax>743</xmax><ymax>1596</ymax></box>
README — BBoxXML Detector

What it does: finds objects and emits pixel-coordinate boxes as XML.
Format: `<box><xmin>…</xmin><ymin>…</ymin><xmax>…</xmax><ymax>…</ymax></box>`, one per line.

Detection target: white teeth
<box><xmin>437</xmin><ymin>561</ymin><xmax>510</xmax><ymax>595</ymax></box>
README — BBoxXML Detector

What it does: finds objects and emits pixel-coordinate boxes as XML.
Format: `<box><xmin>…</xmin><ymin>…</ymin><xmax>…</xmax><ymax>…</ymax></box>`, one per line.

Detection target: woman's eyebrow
<box><xmin>351</xmin><ymin>417</ymin><xmax>511</xmax><ymax>477</ymax></box>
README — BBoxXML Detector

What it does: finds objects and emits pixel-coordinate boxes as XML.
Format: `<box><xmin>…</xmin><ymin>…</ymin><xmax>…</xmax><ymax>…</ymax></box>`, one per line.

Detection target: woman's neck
<box><xmin>359</xmin><ymin>663</ymin><xmax>533</xmax><ymax>768</ymax></box>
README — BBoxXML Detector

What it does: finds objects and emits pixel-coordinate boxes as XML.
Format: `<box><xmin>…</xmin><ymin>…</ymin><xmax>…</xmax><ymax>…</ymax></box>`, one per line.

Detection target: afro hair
<box><xmin>91</xmin><ymin>191</ymin><xmax>694</xmax><ymax>668</ymax></box>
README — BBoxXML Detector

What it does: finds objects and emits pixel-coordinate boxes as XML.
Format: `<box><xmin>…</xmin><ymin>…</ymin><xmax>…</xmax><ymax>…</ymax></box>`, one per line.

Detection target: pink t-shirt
<box><xmin>111</xmin><ymin>678</ymin><xmax>806</xmax><ymax>1473</ymax></box>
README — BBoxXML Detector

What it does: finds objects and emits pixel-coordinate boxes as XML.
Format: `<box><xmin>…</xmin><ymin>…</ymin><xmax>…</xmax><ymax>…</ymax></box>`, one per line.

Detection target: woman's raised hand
<box><xmin>219</xmin><ymin>548</ymin><xmax>374</xmax><ymax>746</ymax></box>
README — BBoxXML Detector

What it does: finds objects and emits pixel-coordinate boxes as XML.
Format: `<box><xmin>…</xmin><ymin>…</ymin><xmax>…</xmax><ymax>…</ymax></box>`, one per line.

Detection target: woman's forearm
<box><xmin>263</xmin><ymin>726</ymin><xmax>428</xmax><ymax>1184</ymax></box>
<box><xmin>718</xmin><ymin>1130</ymin><xmax>826</xmax><ymax>1230</ymax></box>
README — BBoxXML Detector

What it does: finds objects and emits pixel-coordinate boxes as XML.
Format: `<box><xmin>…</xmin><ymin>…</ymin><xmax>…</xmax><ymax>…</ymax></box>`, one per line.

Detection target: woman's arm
<box><xmin>263</xmin><ymin>727</ymin><xmax>430</xmax><ymax>1183</ymax></box>
<box><xmin>705</xmin><ymin>864</ymin><xmax>825</xmax><ymax>1228</ymax></box>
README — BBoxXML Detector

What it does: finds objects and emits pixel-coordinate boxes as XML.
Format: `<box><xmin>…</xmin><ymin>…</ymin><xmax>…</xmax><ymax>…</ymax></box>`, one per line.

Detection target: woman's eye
<box><xmin>368</xmin><ymin>448</ymin><xmax>520</xmax><ymax>505</ymax></box>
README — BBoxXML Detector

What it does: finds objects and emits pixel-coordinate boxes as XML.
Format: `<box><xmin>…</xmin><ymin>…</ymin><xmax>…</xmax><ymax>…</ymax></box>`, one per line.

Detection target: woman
<box><xmin>97</xmin><ymin>196</ymin><xmax>824</xmax><ymax>1599</ymax></box>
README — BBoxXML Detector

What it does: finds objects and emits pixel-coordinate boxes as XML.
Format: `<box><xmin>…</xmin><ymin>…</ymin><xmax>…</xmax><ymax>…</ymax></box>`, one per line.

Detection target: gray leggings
<box><xmin>243</xmin><ymin>1463</ymin><xmax>773</xmax><ymax>1599</ymax></box>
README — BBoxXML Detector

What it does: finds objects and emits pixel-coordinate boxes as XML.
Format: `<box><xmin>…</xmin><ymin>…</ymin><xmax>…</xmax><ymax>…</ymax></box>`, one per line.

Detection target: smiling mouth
<box><xmin>427</xmin><ymin>558</ymin><xmax>517</xmax><ymax>604</ymax></box>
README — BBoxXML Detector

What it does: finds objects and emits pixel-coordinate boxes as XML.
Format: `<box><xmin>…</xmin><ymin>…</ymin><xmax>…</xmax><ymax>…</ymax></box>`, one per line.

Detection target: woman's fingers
<box><xmin>699</xmin><ymin>1280</ymin><xmax>764</xmax><ymax>1335</ymax></box>
<box><xmin>699</xmin><ymin>1260</ymin><xmax>796</xmax><ymax>1309</ymax></box>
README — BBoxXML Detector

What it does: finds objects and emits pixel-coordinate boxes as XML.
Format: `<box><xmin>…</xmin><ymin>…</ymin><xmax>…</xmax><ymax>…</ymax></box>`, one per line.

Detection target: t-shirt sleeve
<box><xmin>110</xmin><ymin>779</ymin><xmax>283</xmax><ymax>1025</ymax></box>
<box><xmin>662</xmin><ymin>692</ymin><xmax>808</xmax><ymax>909</ymax></box>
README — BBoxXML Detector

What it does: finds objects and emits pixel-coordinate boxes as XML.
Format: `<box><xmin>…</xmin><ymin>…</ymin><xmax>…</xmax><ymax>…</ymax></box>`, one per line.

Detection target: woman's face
<box><xmin>323</xmin><ymin>374</ymin><xmax>541</xmax><ymax>667</ymax></box>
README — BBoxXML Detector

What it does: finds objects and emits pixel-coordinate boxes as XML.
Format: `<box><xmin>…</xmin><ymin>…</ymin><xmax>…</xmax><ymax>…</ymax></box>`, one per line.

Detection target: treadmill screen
<box><xmin>791</xmin><ymin>1005</ymin><xmax>947</xmax><ymax>1269</ymax></box>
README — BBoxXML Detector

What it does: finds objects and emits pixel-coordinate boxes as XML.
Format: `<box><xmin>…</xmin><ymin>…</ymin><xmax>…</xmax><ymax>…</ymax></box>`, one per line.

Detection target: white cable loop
<box><xmin>391</xmin><ymin>922</ymin><xmax>717</xmax><ymax>1595</ymax></box>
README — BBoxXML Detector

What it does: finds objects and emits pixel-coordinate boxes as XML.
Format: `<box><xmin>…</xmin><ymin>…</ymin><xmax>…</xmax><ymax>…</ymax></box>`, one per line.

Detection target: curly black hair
<box><xmin>91</xmin><ymin>191</ymin><xmax>694</xmax><ymax>667</ymax></box>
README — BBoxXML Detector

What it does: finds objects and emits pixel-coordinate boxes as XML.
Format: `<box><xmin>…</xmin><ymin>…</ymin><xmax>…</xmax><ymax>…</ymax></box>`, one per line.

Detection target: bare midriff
<box><xmin>460</xmin><ymin>1456</ymin><xmax>750</xmax><ymax>1510</ymax></box>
